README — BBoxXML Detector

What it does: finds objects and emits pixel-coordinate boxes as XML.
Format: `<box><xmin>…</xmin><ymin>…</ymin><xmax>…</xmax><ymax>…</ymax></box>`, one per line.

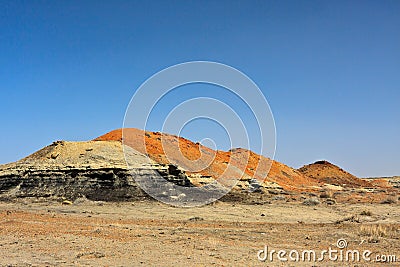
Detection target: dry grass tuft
<box><xmin>359</xmin><ymin>224</ymin><xmax>399</xmax><ymax>243</ymax></box>
<box><xmin>360</xmin><ymin>210</ymin><xmax>372</xmax><ymax>216</ymax></box>
<box><xmin>381</xmin><ymin>197</ymin><xmax>398</xmax><ymax>204</ymax></box>
<box><xmin>335</xmin><ymin>215</ymin><xmax>360</xmax><ymax>224</ymax></box>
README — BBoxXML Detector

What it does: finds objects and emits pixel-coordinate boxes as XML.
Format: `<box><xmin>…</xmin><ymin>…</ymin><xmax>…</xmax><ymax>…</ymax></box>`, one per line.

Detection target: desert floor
<box><xmin>0</xmin><ymin>199</ymin><xmax>399</xmax><ymax>266</ymax></box>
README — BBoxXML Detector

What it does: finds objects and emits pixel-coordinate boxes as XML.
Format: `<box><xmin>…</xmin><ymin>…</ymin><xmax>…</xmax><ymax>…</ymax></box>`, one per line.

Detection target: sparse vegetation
<box><xmin>324</xmin><ymin>198</ymin><xmax>336</xmax><ymax>205</ymax></box>
<box><xmin>359</xmin><ymin>224</ymin><xmax>399</xmax><ymax>243</ymax></box>
<box><xmin>381</xmin><ymin>197</ymin><xmax>397</xmax><ymax>204</ymax></box>
<box><xmin>335</xmin><ymin>215</ymin><xmax>360</xmax><ymax>224</ymax></box>
<box><xmin>360</xmin><ymin>210</ymin><xmax>372</xmax><ymax>216</ymax></box>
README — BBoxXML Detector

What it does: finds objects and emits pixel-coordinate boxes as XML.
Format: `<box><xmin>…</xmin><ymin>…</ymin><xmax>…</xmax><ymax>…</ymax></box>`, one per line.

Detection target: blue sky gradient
<box><xmin>0</xmin><ymin>0</ymin><xmax>399</xmax><ymax>177</ymax></box>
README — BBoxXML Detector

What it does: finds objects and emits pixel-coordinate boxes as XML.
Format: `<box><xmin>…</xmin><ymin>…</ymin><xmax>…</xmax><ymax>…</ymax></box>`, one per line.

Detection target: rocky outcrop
<box><xmin>0</xmin><ymin>140</ymin><xmax>194</xmax><ymax>201</ymax></box>
<box><xmin>0</xmin><ymin>167</ymin><xmax>144</xmax><ymax>201</ymax></box>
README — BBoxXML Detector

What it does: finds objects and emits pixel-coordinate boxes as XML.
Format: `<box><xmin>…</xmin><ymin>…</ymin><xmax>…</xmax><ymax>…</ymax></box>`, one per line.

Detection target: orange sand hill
<box><xmin>94</xmin><ymin>128</ymin><xmax>322</xmax><ymax>191</ymax></box>
<box><xmin>298</xmin><ymin>160</ymin><xmax>374</xmax><ymax>188</ymax></box>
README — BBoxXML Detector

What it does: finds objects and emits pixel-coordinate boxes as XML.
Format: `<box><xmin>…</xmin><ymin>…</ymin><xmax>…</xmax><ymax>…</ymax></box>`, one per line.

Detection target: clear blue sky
<box><xmin>1</xmin><ymin>0</ymin><xmax>399</xmax><ymax>177</ymax></box>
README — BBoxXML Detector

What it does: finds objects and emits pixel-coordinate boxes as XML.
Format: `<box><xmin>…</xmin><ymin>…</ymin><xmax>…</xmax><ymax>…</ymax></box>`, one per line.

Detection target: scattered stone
<box><xmin>188</xmin><ymin>216</ymin><xmax>204</xmax><ymax>221</ymax></box>
<box><xmin>272</xmin><ymin>195</ymin><xmax>286</xmax><ymax>201</ymax></box>
<box><xmin>302</xmin><ymin>197</ymin><xmax>320</xmax><ymax>206</ymax></box>
<box><xmin>381</xmin><ymin>197</ymin><xmax>397</xmax><ymax>204</ymax></box>
<box><xmin>268</xmin><ymin>189</ymin><xmax>279</xmax><ymax>195</ymax></box>
<box><xmin>360</xmin><ymin>210</ymin><xmax>372</xmax><ymax>216</ymax></box>
<box><xmin>73</xmin><ymin>196</ymin><xmax>90</xmax><ymax>205</ymax></box>
<box><xmin>76</xmin><ymin>251</ymin><xmax>105</xmax><ymax>259</ymax></box>
<box><xmin>335</xmin><ymin>215</ymin><xmax>360</xmax><ymax>224</ymax></box>
<box><xmin>324</xmin><ymin>198</ymin><xmax>336</xmax><ymax>205</ymax></box>
<box><xmin>319</xmin><ymin>191</ymin><xmax>333</xmax><ymax>199</ymax></box>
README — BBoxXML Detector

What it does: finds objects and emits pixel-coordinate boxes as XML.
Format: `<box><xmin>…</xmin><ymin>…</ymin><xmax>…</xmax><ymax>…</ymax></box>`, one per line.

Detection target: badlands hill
<box><xmin>0</xmin><ymin>128</ymin><xmax>395</xmax><ymax>204</ymax></box>
<box><xmin>95</xmin><ymin>128</ymin><xmax>322</xmax><ymax>191</ymax></box>
<box><xmin>297</xmin><ymin>160</ymin><xmax>374</xmax><ymax>188</ymax></box>
<box><xmin>0</xmin><ymin>140</ymin><xmax>190</xmax><ymax>201</ymax></box>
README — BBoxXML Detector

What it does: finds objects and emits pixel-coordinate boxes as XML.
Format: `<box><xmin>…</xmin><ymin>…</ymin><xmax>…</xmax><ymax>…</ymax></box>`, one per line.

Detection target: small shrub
<box><xmin>359</xmin><ymin>224</ymin><xmax>398</xmax><ymax>243</ymax></box>
<box><xmin>335</xmin><ymin>215</ymin><xmax>360</xmax><ymax>224</ymax></box>
<box><xmin>360</xmin><ymin>210</ymin><xmax>372</xmax><ymax>216</ymax></box>
<box><xmin>381</xmin><ymin>197</ymin><xmax>397</xmax><ymax>204</ymax></box>
<box><xmin>325</xmin><ymin>198</ymin><xmax>336</xmax><ymax>205</ymax></box>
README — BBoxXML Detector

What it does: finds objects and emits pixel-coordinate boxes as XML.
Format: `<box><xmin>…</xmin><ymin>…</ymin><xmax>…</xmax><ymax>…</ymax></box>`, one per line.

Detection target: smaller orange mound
<box><xmin>298</xmin><ymin>160</ymin><xmax>374</xmax><ymax>188</ymax></box>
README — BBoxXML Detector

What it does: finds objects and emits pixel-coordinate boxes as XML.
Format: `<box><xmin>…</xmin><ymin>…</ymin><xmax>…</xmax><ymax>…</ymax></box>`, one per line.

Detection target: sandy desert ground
<box><xmin>0</xmin><ymin>199</ymin><xmax>399</xmax><ymax>266</ymax></box>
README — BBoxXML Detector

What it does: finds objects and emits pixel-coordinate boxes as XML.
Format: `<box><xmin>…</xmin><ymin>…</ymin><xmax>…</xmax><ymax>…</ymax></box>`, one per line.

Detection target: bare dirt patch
<box><xmin>0</xmin><ymin>200</ymin><xmax>399</xmax><ymax>266</ymax></box>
